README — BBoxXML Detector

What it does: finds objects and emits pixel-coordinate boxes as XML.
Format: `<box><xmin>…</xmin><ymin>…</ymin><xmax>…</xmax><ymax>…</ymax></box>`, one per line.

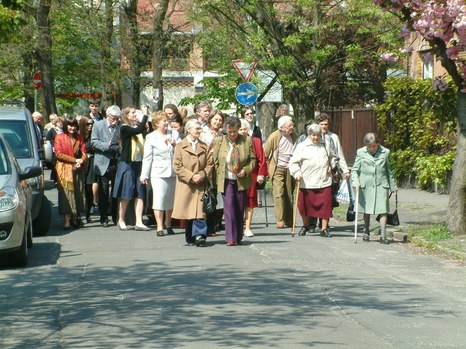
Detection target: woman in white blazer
<box><xmin>140</xmin><ymin>111</ymin><xmax>176</xmax><ymax>236</ymax></box>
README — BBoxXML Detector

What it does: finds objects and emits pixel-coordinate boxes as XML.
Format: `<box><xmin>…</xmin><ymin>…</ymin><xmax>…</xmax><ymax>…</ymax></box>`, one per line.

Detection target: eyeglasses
<box><xmin>87</xmin><ymin>122</ymin><xmax>94</xmax><ymax>125</ymax></box>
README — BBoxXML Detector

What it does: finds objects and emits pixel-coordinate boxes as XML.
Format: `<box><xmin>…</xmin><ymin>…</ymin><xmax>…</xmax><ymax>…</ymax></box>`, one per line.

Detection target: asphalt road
<box><xmin>1</xmin><ymin>178</ymin><xmax>464</xmax><ymax>349</ymax></box>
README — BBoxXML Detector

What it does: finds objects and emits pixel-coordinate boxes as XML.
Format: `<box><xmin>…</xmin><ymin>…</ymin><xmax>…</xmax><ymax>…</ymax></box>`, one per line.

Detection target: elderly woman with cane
<box><xmin>351</xmin><ymin>132</ymin><xmax>397</xmax><ymax>244</ymax></box>
<box><xmin>288</xmin><ymin>123</ymin><xmax>336</xmax><ymax>237</ymax></box>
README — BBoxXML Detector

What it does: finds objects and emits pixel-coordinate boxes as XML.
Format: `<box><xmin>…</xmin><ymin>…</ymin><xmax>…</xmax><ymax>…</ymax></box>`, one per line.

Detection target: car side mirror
<box><xmin>19</xmin><ymin>166</ymin><xmax>42</xmax><ymax>181</ymax></box>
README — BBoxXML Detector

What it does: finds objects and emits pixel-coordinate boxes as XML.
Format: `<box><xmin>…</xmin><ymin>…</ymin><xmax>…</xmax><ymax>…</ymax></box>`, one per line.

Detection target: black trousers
<box><xmin>96</xmin><ymin>168</ymin><xmax>117</xmax><ymax>223</ymax></box>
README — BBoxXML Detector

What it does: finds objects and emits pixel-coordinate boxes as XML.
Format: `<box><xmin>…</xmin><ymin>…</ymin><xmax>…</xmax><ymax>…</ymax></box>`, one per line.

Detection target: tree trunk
<box><xmin>123</xmin><ymin>0</ymin><xmax>141</xmax><ymax>107</ymax></box>
<box><xmin>287</xmin><ymin>88</ymin><xmax>316</xmax><ymax>134</ymax></box>
<box><xmin>151</xmin><ymin>0</ymin><xmax>169</xmax><ymax>111</ymax></box>
<box><xmin>36</xmin><ymin>0</ymin><xmax>57</xmax><ymax>115</ymax></box>
<box><xmin>447</xmin><ymin>91</ymin><xmax>466</xmax><ymax>235</ymax></box>
<box><xmin>101</xmin><ymin>0</ymin><xmax>114</xmax><ymax>104</ymax></box>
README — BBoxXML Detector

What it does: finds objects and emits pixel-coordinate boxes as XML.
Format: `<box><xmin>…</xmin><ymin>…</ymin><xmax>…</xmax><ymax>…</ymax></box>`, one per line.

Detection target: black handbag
<box><xmin>346</xmin><ymin>179</ymin><xmax>356</xmax><ymax>222</ymax></box>
<box><xmin>202</xmin><ymin>180</ymin><xmax>217</xmax><ymax>214</ymax></box>
<box><xmin>376</xmin><ymin>192</ymin><xmax>400</xmax><ymax>226</ymax></box>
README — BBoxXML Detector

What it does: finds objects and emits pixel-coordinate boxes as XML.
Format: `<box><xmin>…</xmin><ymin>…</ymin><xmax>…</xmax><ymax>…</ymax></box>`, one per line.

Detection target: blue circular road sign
<box><xmin>235</xmin><ymin>83</ymin><xmax>258</xmax><ymax>106</ymax></box>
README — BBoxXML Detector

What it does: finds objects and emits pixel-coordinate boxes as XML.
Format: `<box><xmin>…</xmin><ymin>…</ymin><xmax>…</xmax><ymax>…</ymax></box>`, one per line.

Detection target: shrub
<box><xmin>375</xmin><ymin>77</ymin><xmax>457</xmax><ymax>190</ymax></box>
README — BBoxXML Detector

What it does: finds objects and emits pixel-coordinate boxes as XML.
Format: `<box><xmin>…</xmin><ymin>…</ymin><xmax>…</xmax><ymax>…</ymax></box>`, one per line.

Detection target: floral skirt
<box><xmin>58</xmin><ymin>169</ymin><xmax>86</xmax><ymax>216</ymax></box>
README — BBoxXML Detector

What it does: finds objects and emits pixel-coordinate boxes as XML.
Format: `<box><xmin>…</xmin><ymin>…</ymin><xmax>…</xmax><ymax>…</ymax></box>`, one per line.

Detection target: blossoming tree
<box><xmin>375</xmin><ymin>0</ymin><xmax>466</xmax><ymax>235</ymax></box>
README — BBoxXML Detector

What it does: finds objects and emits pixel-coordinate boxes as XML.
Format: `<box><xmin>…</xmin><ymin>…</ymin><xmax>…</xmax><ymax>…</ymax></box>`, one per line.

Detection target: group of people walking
<box><xmin>44</xmin><ymin>99</ymin><xmax>397</xmax><ymax>247</ymax></box>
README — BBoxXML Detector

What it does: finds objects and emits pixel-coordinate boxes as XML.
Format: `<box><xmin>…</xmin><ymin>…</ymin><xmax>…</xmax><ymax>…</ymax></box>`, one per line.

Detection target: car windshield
<box><xmin>0</xmin><ymin>139</ymin><xmax>11</xmax><ymax>175</ymax></box>
<box><xmin>0</xmin><ymin>120</ymin><xmax>32</xmax><ymax>159</ymax></box>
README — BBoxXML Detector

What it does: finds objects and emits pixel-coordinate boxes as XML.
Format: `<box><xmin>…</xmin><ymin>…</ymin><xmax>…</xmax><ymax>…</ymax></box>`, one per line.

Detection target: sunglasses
<box><xmin>87</xmin><ymin>122</ymin><xmax>94</xmax><ymax>125</ymax></box>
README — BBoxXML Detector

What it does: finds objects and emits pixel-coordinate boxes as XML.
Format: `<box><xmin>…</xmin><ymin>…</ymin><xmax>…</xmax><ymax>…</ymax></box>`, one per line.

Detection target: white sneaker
<box><xmin>244</xmin><ymin>229</ymin><xmax>254</xmax><ymax>237</ymax></box>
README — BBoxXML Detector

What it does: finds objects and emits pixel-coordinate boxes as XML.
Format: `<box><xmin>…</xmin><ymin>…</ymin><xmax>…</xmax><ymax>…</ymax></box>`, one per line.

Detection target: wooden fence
<box><xmin>323</xmin><ymin>108</ymin><xmax>379</xmax><ymax>166</ymax></box>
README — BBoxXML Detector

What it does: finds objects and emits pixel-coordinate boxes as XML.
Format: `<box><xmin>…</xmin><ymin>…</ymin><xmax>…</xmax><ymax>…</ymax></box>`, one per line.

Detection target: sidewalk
<box><xmin>256</xmin><ymin>187</ymin><xmax>466</xmax><ymax>261</ymax></box>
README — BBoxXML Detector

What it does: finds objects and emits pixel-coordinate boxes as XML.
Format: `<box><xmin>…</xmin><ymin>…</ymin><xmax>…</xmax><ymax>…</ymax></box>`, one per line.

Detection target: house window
<box><xmin>162</xmin><ymin>34</ymin><xmax>193</xmax><ymax>71</ymax></box>
<box><xmin>138</xmin><ymin>33</ymin><xmax>192</xmax><ymax>71</ymax></box>
<box><xmin>422</xmin><ymin>56</ymin><xmax>433</xmax><ymax>79</ymax></box>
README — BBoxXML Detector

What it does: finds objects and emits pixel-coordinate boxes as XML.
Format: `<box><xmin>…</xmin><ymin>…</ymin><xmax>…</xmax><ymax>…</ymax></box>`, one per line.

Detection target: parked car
<box><xmin>0</xmin><ymin>105</ymin><xmax>52</xmax><ymax>236</ymax></box>
<box><xmin>0</xmin><ymin>134</ymin><xmax>42</xmax><ymax>267</ymax></box>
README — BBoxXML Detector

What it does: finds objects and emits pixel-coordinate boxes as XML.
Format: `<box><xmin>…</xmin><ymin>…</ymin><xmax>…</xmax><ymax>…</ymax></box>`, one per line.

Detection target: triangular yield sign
<box><xmin>232</xmin><ymin>60</ymin><xmax>257</xmax><ymax>82</ymax></box>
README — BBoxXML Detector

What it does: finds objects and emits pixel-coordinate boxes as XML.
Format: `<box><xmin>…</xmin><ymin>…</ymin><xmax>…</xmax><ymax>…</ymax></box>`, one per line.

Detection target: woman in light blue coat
<box><xmin>351</xmin><ymin>133</ymin><xmax>397</xmax><ymax>244</ymax></box>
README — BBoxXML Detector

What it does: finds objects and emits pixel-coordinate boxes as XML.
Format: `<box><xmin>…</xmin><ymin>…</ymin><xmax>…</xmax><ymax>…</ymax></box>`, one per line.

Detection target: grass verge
<box><xmin>408</xmin><ymin>223</ymin><xmax>466</xmax><ymax>261</ymax></box>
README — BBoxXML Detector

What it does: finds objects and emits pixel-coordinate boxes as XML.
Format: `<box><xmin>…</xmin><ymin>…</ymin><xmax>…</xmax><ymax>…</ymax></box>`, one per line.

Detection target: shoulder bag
<box><xmin>202</xmin><ymin>170</ymin><xmax>217</xmax><ymax>214</ymax></box>
<box><xmin>376</xmin><ymin>192</ymin><xmax>400</xmax><ymax>226</ymax></box>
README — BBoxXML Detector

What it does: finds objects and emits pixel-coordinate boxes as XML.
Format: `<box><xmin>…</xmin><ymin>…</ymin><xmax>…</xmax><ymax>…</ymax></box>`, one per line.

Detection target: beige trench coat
<box><xmin>172</xmin><ymin>137</ymin><xmax>214</xmax><ymax>220</ymax></box>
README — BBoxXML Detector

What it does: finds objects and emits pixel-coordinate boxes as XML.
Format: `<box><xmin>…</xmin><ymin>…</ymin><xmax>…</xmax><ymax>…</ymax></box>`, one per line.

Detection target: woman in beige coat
<box><xmin>288</xmin><ymin>123</ymin><xmax>336</xmax><ymax>237</ymax></box>
<box><xmin>172</xmin><ymin>119</ymin><xmax>214</xmax><ymax>246</ymax></box>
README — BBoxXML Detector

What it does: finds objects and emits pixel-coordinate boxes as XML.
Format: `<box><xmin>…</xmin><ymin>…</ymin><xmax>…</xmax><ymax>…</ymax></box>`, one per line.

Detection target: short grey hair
<box><xmin>277</xmin><ymin>115</ymin><xmax>293</xmax><ymax>129</ymax></box>
<box><xmin>106</xmin><ymin>105</ymin><xmax>122</xmax><ymax>117</ymax></box>
<box><xmin>185</xmin><ymin>119</ymin><xmax>201</xmax><ymax>132</ymax></box>
<box><xmin>239</xmin><ymin>118</ymin><xmax>251</xmax><ymax>130</ymax></box>
<box><xmin>363</xmin><ymin>132</ymin><xmax>379</xmax><ymax>145</ymax></box>
<box><xmin>307</xmin><ymin>123</ymin><xmax>321</xmax><ymax>135</ymax></box>
<box><xmin>224</xmin><ymin>116</ymin><xmax>241</xmax><ymax>129</ymax></box>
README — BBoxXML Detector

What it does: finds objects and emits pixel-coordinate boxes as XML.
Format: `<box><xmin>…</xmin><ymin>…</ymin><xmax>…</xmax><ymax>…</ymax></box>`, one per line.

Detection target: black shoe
<box><xmin>321</xmin><ymin>228</ymin><xmax>332</xmax><ymax>238</ymax></box>
<box><xmin>72</xmin><ymin>219</ymin><xmax>84</xmax><ymax>228</ymax></box>
<box><xmin>86</xmin><ymin>215</ymin><xmax>93</xmax><ymax>224</ymax></box>
<box><xmin>216</xmin><ymin>223</ymin><xmax>225</xmax><ymax>232</ymax></box>
<box><xmin>363</xmin><ymin>234</ymin><xmax>370</xmax><ymax>242</ymax></box>
<box><xmin>101</xmin><ymin>218</ymin><xmax>110</xmax><ymax>227</ymax></box>
<box><xmin>379</xmin><ymin>237</ymin><xmax>390</xmax><ymax>245</ymax></box>
<box><xmin>298</xmin><ymin>226</ymin><xmax>309</xmax><ymax>236</ymax></box>
<box><xmin>166</xmin><ymin>227</ymin><xmax>175</xmax><ymax>235</ymax></box>
<box><xmin>195</xmin><ymin>235</ymin><xmax>207</xmax><ymax>247</ymax></box>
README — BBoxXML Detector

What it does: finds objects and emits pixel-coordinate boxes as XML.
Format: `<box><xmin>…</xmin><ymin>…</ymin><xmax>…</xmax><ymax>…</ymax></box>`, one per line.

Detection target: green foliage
<box><xmin>56</xmin><ymin>98</ymin><xmax>80</xmax><ymax>116</ymax></box>
<box><xmin>413</xmin><ymin>152</ymin><xmax>456</xmax><ymax>190</ymax></box>
<box><xmin>191</xmin><ymin>0</ymin><xmax>404</xmax><ymax>116</ymax></box>
<box><xmin>51</xmin><ymin>1</ymin><xmax>108</xmax><ymax>93</ymax></box>
<box><xmin>411</xmin><ymin>223</ymin><xmax>452</xmax><ymax>242</ymax></box>
<box><xmin>376</xmin><ymin>77</ymin><xmax>457</xmax><ymax>190</ymax></box>
<box><xmin>179</xmin><ymin>74</ymin><xmax>239</xmax><ymax>111</ymax></box>
<box><xmin>0</xmin><ymin>1</ymin><xmax>24</xmax><ymax>43</ymax></box>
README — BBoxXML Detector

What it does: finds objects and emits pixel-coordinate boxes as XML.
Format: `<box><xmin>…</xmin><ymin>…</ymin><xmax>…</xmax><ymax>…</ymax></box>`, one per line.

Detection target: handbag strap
<box><xmin>388</xmin><ymin>191</ymin><xmax>398</xmax><ymax>209</ymax></box>
<box><xmin>202</xmin><ymin>169</ymin><xmax>212</xmax><ymax>191</ymax></box>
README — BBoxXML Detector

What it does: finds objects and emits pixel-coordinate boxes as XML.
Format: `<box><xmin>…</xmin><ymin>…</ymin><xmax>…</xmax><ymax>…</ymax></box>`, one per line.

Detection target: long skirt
<box><xmin>297</xmin><ymin>186</ymin><xmax>333</xmax><ymax>219</ymax></box>
<box><xmin>58</xmin><ymin>170</ymin><xmax>86</xmax><ymax>216</ymax></box>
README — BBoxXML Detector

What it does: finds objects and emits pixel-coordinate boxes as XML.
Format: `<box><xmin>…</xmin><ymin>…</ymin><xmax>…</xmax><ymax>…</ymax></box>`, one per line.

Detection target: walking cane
<box><xmin>291</xmin><ymin>179</ymin><xmax>301</xmax><ymax>237</ymax></box>
<box><xmin>354</xmin><ymin>187</ymin><xmax>359</xmax><ymax>243</ymax></box>
<box><xmin>263</xmin><ymin>186</ymin><xmax>268</xmax><ymax>227</ymax></box>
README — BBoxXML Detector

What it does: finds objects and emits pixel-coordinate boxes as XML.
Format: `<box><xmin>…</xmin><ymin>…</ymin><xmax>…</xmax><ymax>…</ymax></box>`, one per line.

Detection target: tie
<box><xmin>228</xmin><ymin>141</ymin><xmax>239</xmax><ymax>173</ymax></box>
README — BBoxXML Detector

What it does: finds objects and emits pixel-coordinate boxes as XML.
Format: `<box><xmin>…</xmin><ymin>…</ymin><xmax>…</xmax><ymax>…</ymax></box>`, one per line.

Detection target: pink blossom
<box><xmin>374</xmin><ymin>0</ymin><xmax>466</xmax><ymax>86</ymax></box>
<box><xmin>381</xmin><ymin>52</ymin><xmax>399</xmax><ymax>62</ymax></box>
<box><xmin>446</xmin><ymin>46</ymin><xmax>461</xmax><ymax>59</ymax></box>
<box><xmin>421</xmin><ymin>53</ymin><xmax>433</xmax><ymax>63</ymax></box>
<box><xmin>433</xmin><ymin>78</ymin><xmax>449</xmax><ymax>91</ymax></box>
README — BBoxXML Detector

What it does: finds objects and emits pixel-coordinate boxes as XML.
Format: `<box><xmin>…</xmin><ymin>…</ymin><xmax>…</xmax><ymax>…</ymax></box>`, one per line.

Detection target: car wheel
<box><xmin>9</xmin><ymin>231</ymin><xmax>28</xmax><ymax>267</ymax></box>
<box><xmin>32</xmin><ymin>196</ymin><xmax>51</xmax><ymax>236</ymax></box>
<box><xmin>27</xmin><ymin>217</ymin><xmax>33</xmax><ymax>249</ymax></box>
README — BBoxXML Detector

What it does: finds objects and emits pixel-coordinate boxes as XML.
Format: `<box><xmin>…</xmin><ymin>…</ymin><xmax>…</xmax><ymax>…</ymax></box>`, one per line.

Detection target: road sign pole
<box><xmin>34</xmin><ymin>89</ymin><xmax>38</xmax><ymax>112</ymax></box>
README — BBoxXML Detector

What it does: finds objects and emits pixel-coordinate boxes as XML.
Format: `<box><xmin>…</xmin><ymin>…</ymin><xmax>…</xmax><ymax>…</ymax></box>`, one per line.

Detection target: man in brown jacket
<box><xmin>263</xmin><ymin>115</ymin><xmax>298</xmax><ymax>228</ymax></box>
